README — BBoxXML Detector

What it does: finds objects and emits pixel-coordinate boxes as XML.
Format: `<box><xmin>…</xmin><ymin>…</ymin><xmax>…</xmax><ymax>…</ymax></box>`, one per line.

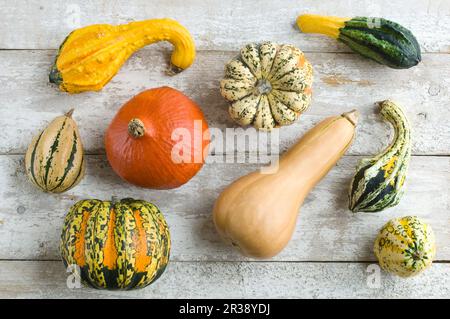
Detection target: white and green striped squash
<box><xmin>374</xmin><ymin>216</ymin><xmax>436</xmax><ymax>277</ymax></box>
<box><xmin>25</xmin><ymin>109</ymin><xmax>85</xmax><ymax>193</ymax></box>
<box><xmin>348</xmin><ymin>100</ymin><xmax>411</xmax><ymax>212</ymax></box>
<box><xmin>220</xmin><ymin>42</ymin><xmax>313</xmax><ymax>131</ymax></box>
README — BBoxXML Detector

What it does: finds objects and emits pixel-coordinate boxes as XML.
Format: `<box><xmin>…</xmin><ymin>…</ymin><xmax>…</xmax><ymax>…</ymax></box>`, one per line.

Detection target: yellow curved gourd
<box><xmin>213</xmin><ymin>110</ymin><xmax>358</xmax><ymax>258</ymax></box>
<box><xmin>49</xmin><ymin>19</ymin><xmax>196</xmax><ymax>93</ymax></box>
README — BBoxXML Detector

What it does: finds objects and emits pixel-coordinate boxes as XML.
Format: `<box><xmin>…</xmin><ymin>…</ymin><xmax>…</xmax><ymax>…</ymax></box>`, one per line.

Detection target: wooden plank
<box><xmin>1</xmin><ymin>50</ymin><xmax>449</xmax><ymax>155</ymax></box>
<box><xmin>0</xmin><ymin>154</ymin><xmax>448</xmax><ymax>261</ymax></box>
<box><xmin>1</xmin><ymin>0</ymin><xmax>450</xmax><ymax>52</ymax></box>
<box><xmin>1</xmin><ymin>260</ymin><xmax>450</xmax><ymax>298</ymax></box>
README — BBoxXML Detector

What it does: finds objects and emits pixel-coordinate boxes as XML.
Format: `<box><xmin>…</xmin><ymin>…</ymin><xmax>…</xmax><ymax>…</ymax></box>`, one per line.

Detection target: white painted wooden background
<box><xmin>0</xmin><ymin>0</ymin><xmax>449</xmax><ymax>298</ymax></box>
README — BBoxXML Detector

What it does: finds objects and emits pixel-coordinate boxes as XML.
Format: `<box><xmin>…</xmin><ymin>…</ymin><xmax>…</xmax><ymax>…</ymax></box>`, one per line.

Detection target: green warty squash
<box><xmin>220</xmin><ymin>42</ymin><xmax>313</xmax><ymax>131</ymax></box>
<box><xmin>60</xmin><ymin>198</ymin><xmax>171</xmax><ymax>290</ymax></box>
<box><xmin>297</xmin><ymin>15</ymin><xmax>421</xmax><ymax>69</ymax></box>
<box><xmin>374</xmin><ymin>216</ymin><xmax>435</xmax><ymax>277</ymax></box>
<box><xmin>25</xmin><ymin>109</ymin><xmax>85</xmax><ymax>193</ymax></box>
<box><xmin>348</xmin><ymin>100</ymin><xmax>411</xmax><ymax>212</ymax></box>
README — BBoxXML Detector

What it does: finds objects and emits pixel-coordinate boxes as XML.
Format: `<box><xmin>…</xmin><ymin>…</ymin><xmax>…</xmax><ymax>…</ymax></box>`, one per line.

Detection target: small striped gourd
<box><xmin>374</xmin><ymin>216</ymin><xmax>435</xmax><ymax>277</ymax></box>
<box><xmin>25</xmin><ymin>109</ymin><xmax>85</xmax><ymax>193</ymax></box>
<box><xmin>348</xmin><ymin>100</ymin><xmax>411</xmax><ymax>212</ymax></box>
<box><xmin>297</xmin><ymin>15</ymin><xmax>421</xmax><ymax>69</ymax></box>
<box><xmin>60</xmin><ymin>198</ymin><xmax>171</xmax><ymax>290</ymax></box>
<box><xmin>220</xmin><ymin>42</ymin><xmax>313</xmax><ymax>131</ymax></box>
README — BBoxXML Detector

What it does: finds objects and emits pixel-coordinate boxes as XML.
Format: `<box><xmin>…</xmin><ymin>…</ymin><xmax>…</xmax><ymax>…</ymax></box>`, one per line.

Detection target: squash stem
<box><xmin>65</xmin><ymin>108</ymin><xmax>75</xmax><ymax>118</ymax></box>
<box><xmin>128</xmin><ymin>118</ymin><xmax>146</xmax><ymax>138</ymax></box>
<box><xmin>341</xmin><ymin>109</ymin><xmax>359</xmax><ymax>126</ymax></box>
<box><xmin>166</xmin><ymin>63</ymin><xmax>184</xmax><ymax>76</ymax></box>
<box><xmin>297</xmin><ymin>14</ymin><xmax>349</xmax><ymax>39</ymax></box>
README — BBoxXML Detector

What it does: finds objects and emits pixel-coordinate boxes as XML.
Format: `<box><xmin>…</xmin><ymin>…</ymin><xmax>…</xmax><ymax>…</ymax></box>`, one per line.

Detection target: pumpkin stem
<box><xmin>111</xmin><ymin>196</ymin><xmax>119</xmax><ymax>205</ymax></box>
<box><xmin>255</xmin><ymin>79</ymin><xmax>272</xmax><ymax>95</ymax></box>
<box><xmin>128</xmin><ymin>118</ymin><xmax>146</xmax><ymax>138</ymax></box>
<box><xmin>65</xmin><ymin>108</ymin><xmax>75</xmax><ymax>118</ymax></box>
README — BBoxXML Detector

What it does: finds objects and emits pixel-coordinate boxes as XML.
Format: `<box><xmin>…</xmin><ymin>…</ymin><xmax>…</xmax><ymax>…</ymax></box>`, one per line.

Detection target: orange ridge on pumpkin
<box><xmin>103</xmin><ymin>207</ymin><xmax>118</xmax><ymax>270</ymax></box>
<box><xmin>74</xmin><ymin>210</ymin><xmax>90</xmax><ymax>267</ymax></box>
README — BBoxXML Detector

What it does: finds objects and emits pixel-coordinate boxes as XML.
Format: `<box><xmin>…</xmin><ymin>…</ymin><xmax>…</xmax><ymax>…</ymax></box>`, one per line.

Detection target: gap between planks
<box><xmin>2</xmin><ymin>153</ymin><xmax>450</xmax><ymax>157</ymax></box>
<box><xmin>2</xmin><ymin>258</ymin><xmax>450</xmax><ymax>264</ymax></box>
<box><xmin>0</xmin><ymin>48</ymin><xmax>449</xmax><ymax>55</ymax></box>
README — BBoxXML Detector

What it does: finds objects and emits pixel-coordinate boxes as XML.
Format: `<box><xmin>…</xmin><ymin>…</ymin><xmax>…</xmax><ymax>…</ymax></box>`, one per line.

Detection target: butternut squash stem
<box><xmin>341</xmin><ymin>109</ymin><xmax>359</xmax><ymax>126</ymax></box>
<box><xmin>128</xmin><ymin>118</ymin><xmax>145</xmax><ymax>138</ymax></box>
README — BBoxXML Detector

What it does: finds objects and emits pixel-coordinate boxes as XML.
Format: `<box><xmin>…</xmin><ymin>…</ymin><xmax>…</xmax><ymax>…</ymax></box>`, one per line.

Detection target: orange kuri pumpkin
<box><xmin>105</xmin><ymin>87</ymin><xmax>209</xmax><ymax>189</ymax></box>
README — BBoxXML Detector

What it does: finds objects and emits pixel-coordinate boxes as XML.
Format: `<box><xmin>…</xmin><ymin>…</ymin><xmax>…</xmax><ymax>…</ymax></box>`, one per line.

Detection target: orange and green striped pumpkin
<box><xmin>60</xmin><ymin>198</ymin><xmax>171</xmax><ymax>290</ymax></box>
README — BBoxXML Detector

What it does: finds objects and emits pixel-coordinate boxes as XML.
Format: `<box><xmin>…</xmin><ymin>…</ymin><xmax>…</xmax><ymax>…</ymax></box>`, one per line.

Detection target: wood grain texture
<box><xmin>1</xmin><ymin>0</ymin><xmax>450</xmax><ymax>53</ymax></box>
<box><xmin>1</xmin><ymin>50</ymin><xmax>449</xmax><ymax>155</ymax></box>
<box><xmin>1</xmin><ymin>260</ymin><xmax>450</xmax><ymax>298</ymax></box>
<box><xmin>1</xmin><ymin>154</ymin><xmax>448</xmax><ymax>261</ymax></box>
<box><xmin>1</xmin><ymin>0</ymin><xmax>450</xmax><ymax>299</ymax></box>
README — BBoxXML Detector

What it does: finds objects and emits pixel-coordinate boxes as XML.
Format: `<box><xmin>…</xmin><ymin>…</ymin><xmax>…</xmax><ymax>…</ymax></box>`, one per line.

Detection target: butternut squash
<box><xmin>213</xmin><ymin>110</ymin><xmax>359</xmax><ymax>258</ymax></box>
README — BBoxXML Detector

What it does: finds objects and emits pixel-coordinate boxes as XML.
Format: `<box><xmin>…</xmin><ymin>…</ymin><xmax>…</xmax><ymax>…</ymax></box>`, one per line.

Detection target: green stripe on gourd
<box><xmin>374</xmin><ymin>216</ymin><xmax>436</xmax><ymax>277</ymax></box>
<box><xmin>297</xmin><ymin>15</ymin><xmax>421</xmax><ymax>69</ymax></box>
<box><xmin>348</xmin><ymin>100</ymin><xmax>411</xmax><ymax>213</ymax></box>
<box><xmin>60</xmin><ymin>198</ymin><xmax>171</xmax><ymax>290</ymax></box>
<box><xmin>43</xmin><ymin>117</ymin><xmax>67</xmax><ymax>187</ymax></box>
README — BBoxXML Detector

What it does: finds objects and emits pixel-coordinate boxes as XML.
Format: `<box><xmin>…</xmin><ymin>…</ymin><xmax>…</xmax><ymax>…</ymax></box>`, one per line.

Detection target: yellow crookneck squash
<box><xmin>49</xmin><ymin>19</ymin><xmax>196</xmax><ymax>93</ymax></box>
<box><xmin>213</xmin><ymin>110</ymin><xmax>358</xmax><ymax>258</ymax></box>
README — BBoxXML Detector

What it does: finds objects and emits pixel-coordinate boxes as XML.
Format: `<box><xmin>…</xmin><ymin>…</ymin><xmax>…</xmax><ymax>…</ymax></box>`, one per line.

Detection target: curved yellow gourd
<box><xmin>49</xmin><ymin>19</ymin><xmax>196</xmax><ymax>93</ymax></box>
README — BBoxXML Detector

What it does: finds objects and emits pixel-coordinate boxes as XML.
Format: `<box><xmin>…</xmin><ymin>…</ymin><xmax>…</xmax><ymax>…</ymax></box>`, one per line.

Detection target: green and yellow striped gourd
<box><xmin>374</xmin><ymin>216</ymin><xmax>435</xmax><ymax>277</ymax></box>
<box><xmin>297</xmin><ymin>15</ymin><xmax>421</xmax><ymax>69</ymax></box>
<box><xmin>25</xmin><ymin>109</ymin><xmax>85</xmax><ymax>193</ymax></box>
<box><xmin>348</xmin><ymin>100</ymin><xmax>411</xmax><ymax>212</ymax></box>
<box><xmin>60</xmin><ymin>198</ymin><xmax>171</xmax><ymax>290</ymax></box>
<box><xmin>220</xmin><ymin>42</ymin><xmax>313</xmax><ymax>131</ymax></box>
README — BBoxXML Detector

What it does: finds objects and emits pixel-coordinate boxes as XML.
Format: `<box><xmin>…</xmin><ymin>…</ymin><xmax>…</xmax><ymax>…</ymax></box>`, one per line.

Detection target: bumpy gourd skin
<box><xmin>374</xmin><ymin>216</ymin><xmax>435</xmax><ymax>277</ymax></box>
<box><xmin>220</xmin><ymin>42</ymin><xmax>313</xmax><ymax>131</ymax></box>
<box><xmin>297</xmin><ymin>14</ymin><xmax>421</xmax><ymax>69</ymax></box>
<box><xmin>60</xmin><ymin>198</ymin><xmax>171</xmax><ymax>290</ymax></box>
<box><xmin>49</xmin><ymin>18</ymin><xmax>196</xmax><ymax>93</ymax></box>
<box><xmin>348</xmin><ymin>100</ymin><xmax>411</xmax><ymax>212</ymax></box>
